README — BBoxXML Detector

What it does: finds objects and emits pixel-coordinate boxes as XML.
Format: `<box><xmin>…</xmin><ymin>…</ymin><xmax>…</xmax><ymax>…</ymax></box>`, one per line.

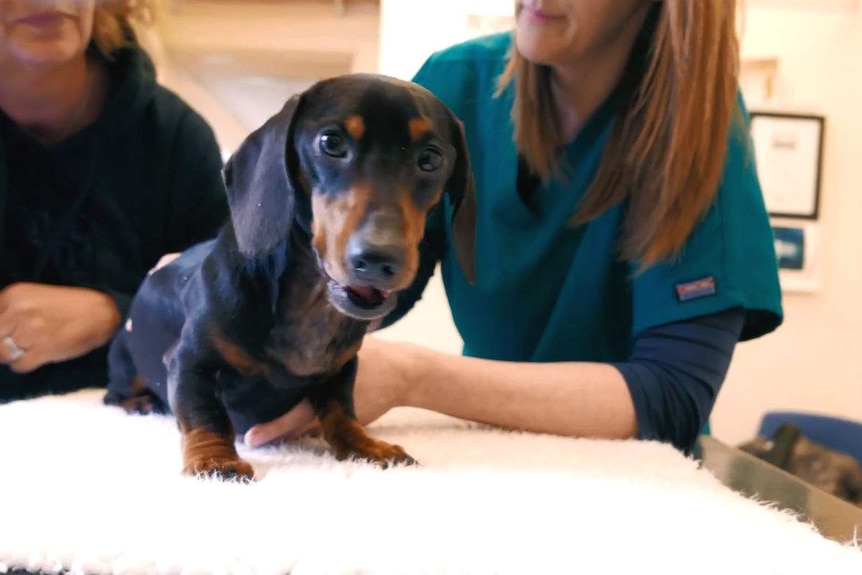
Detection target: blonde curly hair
<box><xmin>91</xmin><ymin>0</ymin><xmax>155</xmax><ymax>58</ymax></box>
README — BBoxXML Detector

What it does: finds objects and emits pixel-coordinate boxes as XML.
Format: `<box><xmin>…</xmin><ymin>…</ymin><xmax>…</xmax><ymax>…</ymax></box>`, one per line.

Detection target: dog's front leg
<box><xmin>307</xmin><ymin>358</ymin><xmax>418</xmax><ymax>468</ymax></box>
<box><xmin>167</xmin><ymin>338</ymin><xmax>255</xmax><ymax>481</ymax></box>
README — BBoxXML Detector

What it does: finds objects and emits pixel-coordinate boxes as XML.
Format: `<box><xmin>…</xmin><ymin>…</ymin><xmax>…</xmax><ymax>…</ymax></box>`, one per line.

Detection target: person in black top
<box><xmin>0</xmin><ymin>0</ymin><xmax>229</xmax><ymax>401</ymax></box>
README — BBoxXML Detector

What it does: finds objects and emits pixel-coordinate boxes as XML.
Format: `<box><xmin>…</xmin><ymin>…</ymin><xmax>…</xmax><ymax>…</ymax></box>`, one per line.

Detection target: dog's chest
<box><xmin>268</xmin><ymin>274</ymin><xmax>365</xmax><ymax>377</ymax></box>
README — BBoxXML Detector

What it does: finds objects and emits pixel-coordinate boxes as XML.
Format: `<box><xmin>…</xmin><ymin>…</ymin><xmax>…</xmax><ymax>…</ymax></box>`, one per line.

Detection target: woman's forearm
<box><xmin>244</xmin><ymin>337</ymin><xmax>640</xmax><ymax>448</ymax></box>
<box><xmin>402</xmin><ymin>344</ymin><xmax>639</xmax><ymax>440</ymax></box>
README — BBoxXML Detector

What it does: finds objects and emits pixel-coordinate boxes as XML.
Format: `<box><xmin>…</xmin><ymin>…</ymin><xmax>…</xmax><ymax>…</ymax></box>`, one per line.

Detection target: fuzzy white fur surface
<box><xmin>0</xmin><ymin>390</ymin><xmax>860</xmax><ymax>575</ymax></box>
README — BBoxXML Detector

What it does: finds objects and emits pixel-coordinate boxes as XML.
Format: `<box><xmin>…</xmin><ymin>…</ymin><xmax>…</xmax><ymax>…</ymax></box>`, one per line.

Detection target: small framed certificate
<box><xmin>749</xmin><ymin>111</ymin><xmax>825</xmax><ymax>220</ymax></box>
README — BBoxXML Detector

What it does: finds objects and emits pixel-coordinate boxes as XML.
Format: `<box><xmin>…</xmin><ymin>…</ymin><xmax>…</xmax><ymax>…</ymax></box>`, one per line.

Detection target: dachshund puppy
<box><xmin>104</xmin><ymin>73</ymin><xmax>476</xmax><ymax>481</ymax></box>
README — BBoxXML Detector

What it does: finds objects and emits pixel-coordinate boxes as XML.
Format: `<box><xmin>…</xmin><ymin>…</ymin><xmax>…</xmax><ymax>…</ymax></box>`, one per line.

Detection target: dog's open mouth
<box><xmin>345</xmin><ymin>285</ymin><xmax>391</xmax><ymax>308</ymax></box>
<box><xmin>327</xmin><ymin>280</ymin><xmax>397</xmax><ymax>321</ymax></box>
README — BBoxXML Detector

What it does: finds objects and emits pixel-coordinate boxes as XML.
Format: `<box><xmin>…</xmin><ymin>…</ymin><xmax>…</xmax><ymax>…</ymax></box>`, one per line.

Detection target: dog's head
<box><xmin>222</xmin><ymin>73</ymin><xmax>476</xmax><ymax>321</ymax></box>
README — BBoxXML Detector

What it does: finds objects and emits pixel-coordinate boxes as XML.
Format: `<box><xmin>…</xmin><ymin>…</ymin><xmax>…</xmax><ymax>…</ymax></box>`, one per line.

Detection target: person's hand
<box><xmin>243</xmin><ymin>336</ymin><xmax>416</xmax><ymax>447</ymax></box>
<box><xmin>0</xmin><ymin>282</ymin><xmax>121</xmax><ymax>373</ymax></box>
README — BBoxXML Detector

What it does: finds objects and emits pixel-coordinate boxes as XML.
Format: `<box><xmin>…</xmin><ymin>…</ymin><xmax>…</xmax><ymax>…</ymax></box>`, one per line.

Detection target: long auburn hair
<box><xmin>497</xmin><ymin>0</ymin><xmax>742</xmax><ymax>270</ymax></box>
<box><xmin>91</xmin><ymin>0</ymin><xmax>155</xmax><ymax>57</ymax></box>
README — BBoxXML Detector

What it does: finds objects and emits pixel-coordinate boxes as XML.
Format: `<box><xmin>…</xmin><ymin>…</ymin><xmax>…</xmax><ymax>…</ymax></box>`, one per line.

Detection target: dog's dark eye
<box><xmin>319</xmin><ymin>133</ymin><xmax>349</xmax><ymax>158</ymax></box>
<box><xmin>418</xmin><ymin>147</ymin><xmax>443</xmax><ymax>172</ymax></box>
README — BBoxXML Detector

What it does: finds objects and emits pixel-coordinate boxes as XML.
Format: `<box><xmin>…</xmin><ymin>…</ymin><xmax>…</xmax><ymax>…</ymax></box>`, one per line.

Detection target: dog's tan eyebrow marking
<box><xmin>408</xmin><ymin>118</ymin><xmax>432</xmax><ymax>141</ymax></box>
<box><xmin>344</xmin><ymin>115</ymin><xmax>365</xmax><ymax>140</ymax></box>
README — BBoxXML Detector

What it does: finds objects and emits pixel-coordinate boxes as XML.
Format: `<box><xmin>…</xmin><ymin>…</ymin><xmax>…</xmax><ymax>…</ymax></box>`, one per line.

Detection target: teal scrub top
<box><xmin>410</xmin><ymin>32</ymin><xmax>783</xmax><ymax>364</ymax></box>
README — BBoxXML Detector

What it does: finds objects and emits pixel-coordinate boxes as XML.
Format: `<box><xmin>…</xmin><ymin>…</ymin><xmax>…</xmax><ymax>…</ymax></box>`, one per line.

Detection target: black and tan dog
<box><xmin>104</xmin><ymin>73</ymin><xmax>476</xmax><ymax>480</ymax></box>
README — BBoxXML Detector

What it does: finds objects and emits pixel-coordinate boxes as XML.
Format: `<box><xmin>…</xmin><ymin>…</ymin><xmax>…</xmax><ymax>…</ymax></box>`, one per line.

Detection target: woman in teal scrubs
<box><xmin>246</xmin><ymin>0</ymin><xmax>783</xmax><ymax>454</ymax></box>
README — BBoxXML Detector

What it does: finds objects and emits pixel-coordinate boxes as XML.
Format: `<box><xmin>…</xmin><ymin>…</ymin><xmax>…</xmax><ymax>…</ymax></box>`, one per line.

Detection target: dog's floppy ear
<box><xmin>444</xmin><ymin>114</ymin><xmax>477</xmax><ymax>285</ymax></box>
<box><xmin>222</xmin><ymin>93</ymin><xmax>305</xmax><ymax>257</ymax></box>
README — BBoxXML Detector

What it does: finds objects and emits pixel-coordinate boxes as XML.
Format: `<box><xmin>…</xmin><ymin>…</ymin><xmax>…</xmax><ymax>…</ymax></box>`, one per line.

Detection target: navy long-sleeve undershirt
<box><xmin>611</xmin><ymin>307</ymin><xmax>744</xmax><ymax>453</ymax></box>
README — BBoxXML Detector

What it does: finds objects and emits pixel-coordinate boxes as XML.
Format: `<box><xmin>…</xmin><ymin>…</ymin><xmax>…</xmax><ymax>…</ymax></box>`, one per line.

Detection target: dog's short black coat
<box><xmin>104</xmin><ymin>73</ymin><xmax>476</xmax><ymax>480</ymax></box>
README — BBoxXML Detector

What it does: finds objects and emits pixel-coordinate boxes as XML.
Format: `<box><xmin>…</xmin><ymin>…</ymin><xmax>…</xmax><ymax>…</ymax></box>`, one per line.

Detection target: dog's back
<box><xmin>106</xmin><ymin>237</ymin><xmax>320</xmax><ymax>433</ymax></box>
<box><xmin>106</xmin><ymin>241</ymin><xmax>210</xmax><ymax>417</ymax></box>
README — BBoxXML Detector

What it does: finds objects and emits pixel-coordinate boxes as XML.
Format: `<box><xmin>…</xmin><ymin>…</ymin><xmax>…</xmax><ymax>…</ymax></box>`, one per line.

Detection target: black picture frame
<box><xmin>749</xmin><ymin>111</ymin><xmax>825</xmax><ymax>220</ymax></box>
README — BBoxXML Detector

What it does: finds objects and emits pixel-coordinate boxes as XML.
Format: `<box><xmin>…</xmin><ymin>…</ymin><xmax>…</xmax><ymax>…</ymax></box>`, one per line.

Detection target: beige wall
<box><xmin>151</xmin><ymin>0</ymin><xmax>862</xmax><ymax>445</ymax></box>
<box><xmin>145</xmin><ymin>0</ymin><xmax>380</xmax><ymax>152</ymax></box>
<box><xmin>714</xmin><ymin>4</ymin><xmax>862</xmax><ymax>444</ymax></box>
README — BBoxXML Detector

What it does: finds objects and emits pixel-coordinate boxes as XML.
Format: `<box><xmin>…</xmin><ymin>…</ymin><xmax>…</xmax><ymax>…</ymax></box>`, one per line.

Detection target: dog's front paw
<box><xmin>336</xmin><ymin>438</ymin><xmax>419</xmax><ymax>469</ymax></box>
<box><xmin>182</xmin><ymin>455</ymin><xmax>256</xmax><ymax>482</ymax></box>
<box><xmin>318</xmin><ymin>402</ymin><xmax>419</xmax><ymax>469</ymax></box>
<box><xmin>181</xmin><ymin>429</ymin><xmax>256</xmax><ymax>482</ymax></box>
<box><xmin>119</xmin><ymin>393</ymin><xmax>165</xmax><ymax>416</ymax></box>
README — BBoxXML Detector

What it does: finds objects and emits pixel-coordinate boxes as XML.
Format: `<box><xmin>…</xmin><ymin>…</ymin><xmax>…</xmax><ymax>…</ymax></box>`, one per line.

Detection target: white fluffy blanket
<box><xmin>0</xmin><ymin>389</ymin><xmax>860</xmax><ymax>575</ymax></box>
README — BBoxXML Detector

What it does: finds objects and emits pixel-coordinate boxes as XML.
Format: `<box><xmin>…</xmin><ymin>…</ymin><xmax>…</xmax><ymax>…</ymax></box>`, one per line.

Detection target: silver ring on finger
<box><xmin>3</xmin><ymin>336</ymin><xmax>26</xmax><ymax>361</ymax></box>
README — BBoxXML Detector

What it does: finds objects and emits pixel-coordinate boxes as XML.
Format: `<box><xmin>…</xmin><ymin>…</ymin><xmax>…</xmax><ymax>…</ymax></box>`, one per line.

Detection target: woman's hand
<box><xmin>0</xmin><ymin>282</ymin><xmax>121</xmax><ymax>373</ymax></box>
<box><xmin>243</xmin><ymin>336</ymin><xmax>417</xmax><ymax>447</ymax></box>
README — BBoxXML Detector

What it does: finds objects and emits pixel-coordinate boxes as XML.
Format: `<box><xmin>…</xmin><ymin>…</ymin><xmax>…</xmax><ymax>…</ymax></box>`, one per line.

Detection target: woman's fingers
<box><xmin>5</xmin><ymin>343</ymin><xmax>46</xmax><ymax>374</ymax></box>
<box><xmin>0</xmin><ymin>329</ymin><xmax>44</xmax><ymax>373</ymax></box>
<box><xmin>0</xmin><ymin>290</ymin><xmax>50</xmax><ymax>371</ymax></box>
<box><xmin>243</xmin><ymin>399</ymin><xmax>317</xmax><ymax>447</ymax></box>
<box><xmin>0</xmin><ymin>334</ymin><xmax>26</xmax><ymax>365</ymax></box>
<box><xmin>0</xmin><ymin>303</ymin><xmax>34</xmax><ymax>367</ymax></box>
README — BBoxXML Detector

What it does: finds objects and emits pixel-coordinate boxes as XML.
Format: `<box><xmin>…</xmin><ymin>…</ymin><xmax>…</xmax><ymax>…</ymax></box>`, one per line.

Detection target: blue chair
<box><xmin>757</xmin><ymin>411</ymin><xmax>862</xmax><ymax>467</ymax></box>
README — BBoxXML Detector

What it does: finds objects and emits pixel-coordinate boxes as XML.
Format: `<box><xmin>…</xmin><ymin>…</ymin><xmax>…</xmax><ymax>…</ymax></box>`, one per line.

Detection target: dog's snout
<box><xmin>346</xmin><ymin>235</ymin><xmax>404</xmax><ymax>286</ymax></box>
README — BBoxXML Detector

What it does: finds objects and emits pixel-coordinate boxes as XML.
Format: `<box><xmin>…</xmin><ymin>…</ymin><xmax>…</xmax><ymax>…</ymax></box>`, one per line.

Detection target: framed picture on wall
<box><xmin>749</xmin><ymin>111</ymin><xmax>825</xmax><ymax>220</ymax></box>
<box><xmin>771</xmin><ymin>218</ymin><xmax>822</xmax><ymax>293</ymax></box>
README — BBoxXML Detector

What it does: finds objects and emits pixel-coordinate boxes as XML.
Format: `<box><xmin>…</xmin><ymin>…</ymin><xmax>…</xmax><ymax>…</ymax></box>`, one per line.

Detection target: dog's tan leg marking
<box><xmin>181</xmin><ymin>428</ymin><xmax>255</xmax><ymax>481</ymax></box>
<box><xmin>318</xmin><ymin>402</ymin><xmax>417</xmax><ymax>468</ymax></box>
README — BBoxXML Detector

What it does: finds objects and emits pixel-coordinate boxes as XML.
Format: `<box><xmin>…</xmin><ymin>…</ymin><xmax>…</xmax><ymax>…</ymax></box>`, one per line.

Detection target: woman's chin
<box><xmin>10</xmin><ymin>38</ymin><xmax>85</xmax><ymax>67</ymax></box>
<box><xmin>513</xmin><ymin>25</ymin><xmax>570</xmax><ymax>67</ymax></box>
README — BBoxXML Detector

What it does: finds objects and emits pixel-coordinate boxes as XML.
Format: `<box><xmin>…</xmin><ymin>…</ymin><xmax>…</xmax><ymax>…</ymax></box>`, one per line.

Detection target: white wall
<box><xmin>378</xmin><ymin>0</ymin><xmax>514</xmax><ymax>79</ymax></box>
<box><xmin>375</xmin><ymin>0</ymin><xmax>862</xmax><ymax>443</ymax></box>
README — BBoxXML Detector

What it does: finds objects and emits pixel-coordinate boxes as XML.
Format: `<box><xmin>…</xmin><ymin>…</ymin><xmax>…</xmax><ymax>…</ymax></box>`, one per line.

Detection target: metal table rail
<box><xmin>695</xmin><ymin>435</ymin><xmax>862</xmax><ymax>544</ymax></box>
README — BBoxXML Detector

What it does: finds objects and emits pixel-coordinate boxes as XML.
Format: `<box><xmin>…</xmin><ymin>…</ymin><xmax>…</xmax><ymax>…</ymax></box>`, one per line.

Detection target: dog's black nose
<box><xmin>346</xmin><ymin>237</ymin><xmax>403</xmax><ymax>286</ymax></box>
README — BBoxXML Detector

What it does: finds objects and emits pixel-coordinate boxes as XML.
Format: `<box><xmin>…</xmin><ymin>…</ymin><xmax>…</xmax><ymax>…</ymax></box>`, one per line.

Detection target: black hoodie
<box><xmin>0</xmin><ymin>45</ymin><xmax>230</xmax><ymax>401</ymax></box>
